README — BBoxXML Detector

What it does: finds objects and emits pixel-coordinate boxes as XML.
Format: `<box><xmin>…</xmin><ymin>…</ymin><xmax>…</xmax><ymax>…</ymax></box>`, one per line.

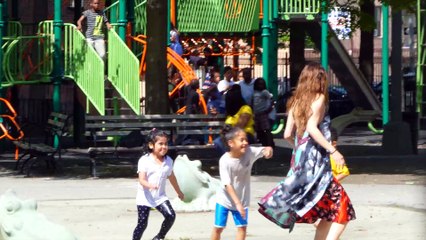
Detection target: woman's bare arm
<box><xmin>306</xmin><ymin>94</ymin><xmax>345</xmax><ymax>168</ymax></box>
<box><xmin>283</xmin><ymin>108</ymin><xmax>296</xmax><ymax>148</ymax></box>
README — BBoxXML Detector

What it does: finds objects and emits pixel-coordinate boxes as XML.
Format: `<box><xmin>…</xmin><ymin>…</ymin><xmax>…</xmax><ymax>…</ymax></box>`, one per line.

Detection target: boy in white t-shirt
<box><xmin>211</xmin><ymin>126</ymin><xmax>273</xmax><ymax>240</ymax></box>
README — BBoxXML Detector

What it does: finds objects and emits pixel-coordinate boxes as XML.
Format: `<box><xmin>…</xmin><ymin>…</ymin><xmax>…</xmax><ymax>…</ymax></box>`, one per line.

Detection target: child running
<box><xmin>329</xmin><ymin>127</ymin><xmax>350</xmax><ymax>182</ymax></box>
<box><xmin>132</xmin><ymin>129</ymin><xmax>184</xmax><ymax>240</ymax></box>
<box><xmin>314</xmin><ymin>127</ymin><xmax>350</xmax><ymax>228</ymax></box>
<box><xmin>211</xmin><ymin>125</ymin><xmax>273</xmax><ymax>240</ymax></box>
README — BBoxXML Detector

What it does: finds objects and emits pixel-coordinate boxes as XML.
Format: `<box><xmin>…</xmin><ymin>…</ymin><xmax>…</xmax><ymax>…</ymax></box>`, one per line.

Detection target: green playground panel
<box><xmin>177</xmin><ymin>0</ymin><xmax>260</xmax><ymax>33</ymax></box>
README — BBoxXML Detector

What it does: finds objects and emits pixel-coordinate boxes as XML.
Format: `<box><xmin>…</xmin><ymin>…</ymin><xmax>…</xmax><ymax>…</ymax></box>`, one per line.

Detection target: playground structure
<box><xmin>0</xmin><ymin>0</ymin><xmax>425</xmax><ymax>146</ymax></box>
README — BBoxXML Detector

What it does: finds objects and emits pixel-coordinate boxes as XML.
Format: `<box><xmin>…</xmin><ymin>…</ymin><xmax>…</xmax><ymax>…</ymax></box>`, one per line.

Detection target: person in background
<box><xmin>214</xmin><ymin>85</ymin><xmax>255</xmax><ymax>155</ymax></box>
<box><xmin>252</xmin><ymin>77</ymin><xmax>275</xmax><ymax>148</ymax></box>
<box><xmin>170</xmin><ymin>23</ymin><xmax>183</xmax><ymax>56</ymax></box>
<box><xmin>329</xmin><ymin>127</ymin><xmax>350</xmax><ymax>182</ymax></box>
<box><xmin>185</xmin><ymin>79</ymin><xmax>201</xmax><ymax>114</ymax></box>
<box><xmin>202</xmin><ymin>69</ymin><xmax>223</xmax><ymax>115</ymax></box>
<box><xmin>77</xmin><ymin>0</ymin><xmax>112</xmax><ymax>62</ymax></box>
<box><xmin>238</xmin><ymin>68</ymin><xmax>254</xmax><ymax>107</ymax></box>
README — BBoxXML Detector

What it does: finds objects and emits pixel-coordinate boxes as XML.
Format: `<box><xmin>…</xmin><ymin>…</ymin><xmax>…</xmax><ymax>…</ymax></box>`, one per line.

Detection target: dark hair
<box><xmin>203</xmin><ymin>47</ymin><xmax>212</xmax><ymax>54</ymax></box>
<box><xmin>253</xmin><ymin>77</ymin><xmax>267</xmax><ymax>91</ymax></box>
<box><xmin>225</xmin><ymin>84</ymin><xmax>246</xmax><ymax>116</ymax></box>
<box><xmin>220</xmin><ymin>125</ymin><xmax>245</xmax><ymax>150</ymax></box>
<box><xmin>330</xmin><ymin>127</ymin><xmax>338</xmax><ymax>142</ymax></box>
<box><xmin>224</xmin><ymin>66</ymin><xmax>232</xmax><ymax>74</ymax></box>
<box><xmin>144</xmin><ymin>129</ymin><xmax>169</xmax><ymax>153</ymax></box>
<box><xmin>240</xmin><ymin>68</ymin><xmax>252</xmax><ymax>81</ymax></box>
<box><xmin>190</xmin><ymin>79</ymin><xmax>199</xmax><ymax>90</ymax></box>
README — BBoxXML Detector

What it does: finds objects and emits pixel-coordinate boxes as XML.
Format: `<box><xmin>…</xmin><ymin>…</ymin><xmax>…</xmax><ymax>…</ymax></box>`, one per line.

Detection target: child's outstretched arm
<box><xmin>138</xmin><ymin>171</ymin><xmax>158</xmax><ymax>190</ymax></box>
<box><xmin>262</xmin><ymin>147</ymin><xmax>273</xmax><ymax>159</ymax></box>
<box><xmin>168</xmin><ymin>171</ymin><xmax>184</xmax><ymax>201</ymax></box>
<box><xmin>225</xmin><ymin>185</ymin><xmax>246</xmax><ymax>219</ymax></box>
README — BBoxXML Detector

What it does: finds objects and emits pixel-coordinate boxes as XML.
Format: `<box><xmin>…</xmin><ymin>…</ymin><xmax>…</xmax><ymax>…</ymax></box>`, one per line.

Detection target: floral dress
<box><xmin>258</xmin><ymin>115</ymin><xmax>355</xmax><ymax>232</ymax></box>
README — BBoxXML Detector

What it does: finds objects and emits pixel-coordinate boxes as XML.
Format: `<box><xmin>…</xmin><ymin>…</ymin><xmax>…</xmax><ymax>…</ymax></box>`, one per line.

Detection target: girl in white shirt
<box><xmin>132</xmin><ymin>129</ymin><xmax>184</xmax><ymax>240</ymax></box>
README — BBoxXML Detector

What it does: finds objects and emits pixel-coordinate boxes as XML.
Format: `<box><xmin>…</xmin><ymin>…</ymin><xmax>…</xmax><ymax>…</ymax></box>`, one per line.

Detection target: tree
<box><xmin>324</xmin><ymin>0</ymin><xmax>416</xmax><ymax>84</ymax></box>
<box><xmin>145</xmin><ymin>0</ymin><xmax>169</xmax><ymax>114</ymax></box>
<box><xmin>324</xmin><ymin>0</ymin><xmax>417</xmax><ymax>34</ymax></box>
<box><xmin>358</xmin><ymin>0</ymin><xmax>375</xmax><ymax>84</ymax></box>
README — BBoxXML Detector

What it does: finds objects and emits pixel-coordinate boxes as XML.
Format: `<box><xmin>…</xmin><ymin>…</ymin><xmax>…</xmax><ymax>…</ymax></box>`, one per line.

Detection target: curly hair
<box><xmin>286</xmin><ymin>62</ymin><xmax>329</xmax><ymax>137</ymax></box>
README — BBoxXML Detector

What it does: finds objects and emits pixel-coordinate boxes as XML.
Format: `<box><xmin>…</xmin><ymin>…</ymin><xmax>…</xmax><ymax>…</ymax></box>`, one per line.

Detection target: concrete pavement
<box><xmin>0</xmin><ymin>127</ymin><xmax>425</xmax><ymax>239</ymax></box>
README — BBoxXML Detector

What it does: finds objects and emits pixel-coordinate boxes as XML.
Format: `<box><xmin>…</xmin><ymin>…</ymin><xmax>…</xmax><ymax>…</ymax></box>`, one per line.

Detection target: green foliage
<box><xmin>324</xmin><ymin>0</ymin><xmax>417</xmax><ymax>36</ymax></box>
<box><xmin>380</xmin><ymin>0</ymin><xmax>417</xmax><ymax>12</ymax></box>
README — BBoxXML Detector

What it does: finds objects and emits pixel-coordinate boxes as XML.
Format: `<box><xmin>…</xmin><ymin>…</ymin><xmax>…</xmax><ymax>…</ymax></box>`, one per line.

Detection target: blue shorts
<box><xmin>214</xmin><ymin>203</ymin><xmax>248</xmax><ymax>228</ymax></box>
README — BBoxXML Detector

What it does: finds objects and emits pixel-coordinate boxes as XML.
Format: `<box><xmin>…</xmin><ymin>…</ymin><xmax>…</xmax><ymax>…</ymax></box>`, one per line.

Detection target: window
<box><xmin>374</xmin><ymin>6</ymin><xmax>382</xmax><ymax>37</ymax></box>
<box><xmin>69</xmin><ymin>0</ymin><xmax>84</xmax><ymax>8</ymax></box>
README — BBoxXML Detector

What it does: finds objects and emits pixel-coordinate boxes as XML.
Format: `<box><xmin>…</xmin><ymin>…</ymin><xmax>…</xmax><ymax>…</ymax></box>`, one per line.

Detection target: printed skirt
<box><xmin>296</xmin><ymin>178</ymin><xmax>356</xmax><ymax>224</ymax></box>
<box><xmin>258</xmin><ymin>178</ymin><xmax>356</xmax><ymax>231</ymax></box>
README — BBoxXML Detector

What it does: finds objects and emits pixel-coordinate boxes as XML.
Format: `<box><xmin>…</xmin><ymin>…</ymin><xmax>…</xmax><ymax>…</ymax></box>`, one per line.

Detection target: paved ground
<box><xmin>0</xmin><ymin>127</ymin><xmax>425</xmax><ymax>240</ymax></box>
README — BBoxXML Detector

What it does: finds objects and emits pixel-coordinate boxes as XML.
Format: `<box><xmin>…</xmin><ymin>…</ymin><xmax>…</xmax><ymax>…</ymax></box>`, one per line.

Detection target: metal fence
<box><xmin>222</xmin><ymin>48</ymin><xmax>415</xmax><ymax>89</ymax></box>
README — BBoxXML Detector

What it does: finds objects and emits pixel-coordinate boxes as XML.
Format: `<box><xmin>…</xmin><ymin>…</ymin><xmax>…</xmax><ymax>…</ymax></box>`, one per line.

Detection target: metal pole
<box><xmin>320</xmin><ymin>0</ymin><xmax>328</xmax><ymax>70</ymax></box>
<box><xmin>417</xmin><ymin>0</ymin><xmax>424</xmax><ymax>115</ymax></box>
<box><xmin>390</xmin><ymin>10</ymin><xmax>402</xmax><ymax>121</ymax></box>
<box><xmin>110</xmin><ymin>0</ymin><xmax>118</xmax><ymax>24</ymax></box>
<box><xmin>127</xmin><ymin>0</ymin><xmax>135</xmax><ymax>49</ymax></box>
<box><xmin>269</xmin><ymin>0</ymin><xmax>278</xmax><ymax>98</ymax></box>
<box><xmin>53</xmin><ymin>0</ymin><xmax>64</xmax><ymax>147</ymax></box>
<box><xmin>118</xmin><ymin>0</ymin><xmax>127</xmax><ymax>40</ymax></box>
<box><xmin>167</xmin><ymin>0</ymin><xmax>170</xmax><ymax>46</ymax></box>
<box><xmin>262</xmin><ymin>0</ymin><xmax>270</xmax><ymax>87</ymax></box>
<box><xmin>382</xmin><ymin>4</ymin><xmax>389</xmax><ymax>124</ymax></box>
<box><xmin>0</xmin><ymin>1</ymin><xmax>3</xmax><ymax>99</ymax></box>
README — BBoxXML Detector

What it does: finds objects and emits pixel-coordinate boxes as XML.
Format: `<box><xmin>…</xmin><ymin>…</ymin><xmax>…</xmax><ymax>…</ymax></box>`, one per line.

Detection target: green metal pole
<box><xmin>118</xmin><ymin>0</ymin><xmax>127</xmax><ymax>41</ymax></box>
<box><xmin>127</xmin><ymin>0</ymin><xmax>134</xmax><ymax>35</ymax></box>
<box><xmin>167</xmin><ymin>0</ymin><xmax>170</xmax><ymax>46</ymax></box>
<box><xmin>110</xmin><ymin>0</ymin><xmax>118</xmax><ymax>24</ymax></box>
<box><xmin>320</xmin><ymin>0</ymin><xmax>328</xmax><ymax>70</ymax></box>
<box><xmin>262</xmin><ymin>0</ymin><xmax>270</xmax><ymax>88</ymax></box>
<box><xmin>0</xmin><ymin>1</ymin><xmax>3</xmax><ymax>99</ymax></box>
<box><xmin>417</xmin><ymin>0</ymin><xmax>424</xmax><ymax>115</ymax></box>
<box><xmin>382</xmin><ymin>4</ymin><xmax>389</xmax><ymax>125</ymax></box>
<box><xmin>268</xmin><ymin>0</ymin><xmax>278</xmax><ymax>98</ymax></box>
<box><xmin>127</xmin><ymin>0</ymin><xmax>134</xmax><ymax>51</ymax></box>
<box><xmin>53</xmin><ymin>0</ymin><xmax>63</xmax><ymax>148</ymax></box>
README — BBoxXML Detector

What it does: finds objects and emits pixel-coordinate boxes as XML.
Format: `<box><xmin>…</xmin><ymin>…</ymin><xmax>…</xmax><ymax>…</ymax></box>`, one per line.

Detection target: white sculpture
<box><xmin>0</xmin><ymin>190</ymin><xmax>78</xmax><ymax>240</ymax></box>
<box><xmin>172</xmin><ymin>154</ymin><xmax>220</xmax><ymax>212</ymax></box>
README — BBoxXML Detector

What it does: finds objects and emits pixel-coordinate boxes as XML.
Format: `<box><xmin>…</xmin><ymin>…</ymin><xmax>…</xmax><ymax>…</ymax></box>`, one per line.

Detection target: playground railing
<box><xmin>134</xmin><ymin>0</ymin><xmax>147</xmax><ymax>35</ymax></box>
<box><xmin>104</xmin><ymin>0</ymin><xmax>147</xmax><ymax>35</ymax></box>
<box><xmin>177</xmin><ymin>0</ymin><xmax>260</xmax><ymax>33</ymax></box>
<box><xmin>278</xmin><ymin>0</ymin><xmax>320</xmax><ymax>20</ymax></box>
<box><xmin>7</xmin><ymin>21</ymin><xmax>23</xmax><ymax>37</ymax></box>
<box><xmin>108</xmin><ymin>29</ymin><xmax>141</xmax><ymax>115</ymax></box>
<box><xmin>2</xmin><ymin>35</ymin><xmax>52</xmax><ymax>86</ymax></box>
<box><xmin>62</xmin><ymin>23</ymin><xmax>105</xmax><ymax>115</ymax></box>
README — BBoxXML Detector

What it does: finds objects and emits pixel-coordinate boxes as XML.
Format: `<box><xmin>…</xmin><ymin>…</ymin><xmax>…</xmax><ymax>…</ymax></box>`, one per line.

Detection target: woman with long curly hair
<box><xmin>258</xmin><ymin>62</ymin><xmax>356</xmax><ymax>240</ymax></box>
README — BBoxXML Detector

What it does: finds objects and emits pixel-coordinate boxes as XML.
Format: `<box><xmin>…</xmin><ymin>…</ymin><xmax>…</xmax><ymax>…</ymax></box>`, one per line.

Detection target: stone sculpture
<box><xmin>0</xmin><ymin>190</ymin><xmax>78</xmax><ymax>240</ymax></box>
<box><xmin>172</xmin><ymin>154</ymin><xmax>221</xmax><ymax>212</ymax></box>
